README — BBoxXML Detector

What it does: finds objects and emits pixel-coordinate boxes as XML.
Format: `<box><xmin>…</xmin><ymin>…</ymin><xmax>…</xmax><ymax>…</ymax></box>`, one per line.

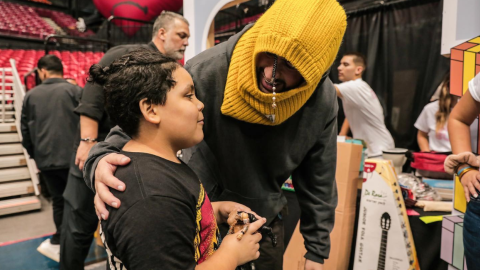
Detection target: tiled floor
<box><xmin>0</xmin><ymin>195</ymin><xmax>107</xmax><ymax>269</ymax></box>
<box><xmin>0</xmin><ymin>234</ymin><xmax>107</xmax><ymax>269</ymax></box>
<box><xmin>0</xmin><ymin>196</ymin><xmax>55</xmax><ymax>244</ymax></box>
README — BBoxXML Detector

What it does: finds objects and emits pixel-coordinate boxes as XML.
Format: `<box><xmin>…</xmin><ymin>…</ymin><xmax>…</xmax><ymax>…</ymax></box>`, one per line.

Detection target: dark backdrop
<box><xmin>332</xmin><ymin>0</ymin><xmax>449</xmax><ymax>150</ymax></box>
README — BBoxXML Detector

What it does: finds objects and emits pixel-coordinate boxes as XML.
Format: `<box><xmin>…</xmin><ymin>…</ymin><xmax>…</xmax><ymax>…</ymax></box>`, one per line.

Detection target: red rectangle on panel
<box><xmin>451</xmin><ymin>60</ymin><xmax>463</xmax><ymax>96</ymax></box>
<box><xmin>454</xmin><ymin>42</ymin><xmax>478</xmax><ymax>50</ymax></box>
<box><xmin>477</xmin><ymin>53</ymin><xmax>480</xmax><ymax>65</ymax></box>
<box><xmin>476</xmin><ymin>65</ymin><xmax>480</xmax><ymax>76</ymax></box>
<box><xmin>451</xmin><ymin>49</ymin><xmax>464</xmax><ymax>61</ymax></box>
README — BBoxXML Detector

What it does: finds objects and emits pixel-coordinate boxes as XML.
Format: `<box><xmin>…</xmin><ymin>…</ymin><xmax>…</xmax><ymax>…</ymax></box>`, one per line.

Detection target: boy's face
<box><xmin>158</xmin><ymin>67</ymin><xmax>204</xmax><ymax>149</ymax></box>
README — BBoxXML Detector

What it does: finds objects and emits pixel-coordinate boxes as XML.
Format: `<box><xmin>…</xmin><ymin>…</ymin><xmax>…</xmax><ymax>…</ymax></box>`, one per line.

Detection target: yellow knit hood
<box><xmin>221</xmin><ymin>0</ymin><xmax>347</xmax><ymax>125</ymax></box>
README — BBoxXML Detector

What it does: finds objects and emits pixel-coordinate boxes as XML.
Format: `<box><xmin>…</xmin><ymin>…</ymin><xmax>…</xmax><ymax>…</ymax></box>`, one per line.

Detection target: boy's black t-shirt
<box><xmin>101</xmin><ymin>151</ymin><xmax>220</xmax><ymax>270</ymax></box>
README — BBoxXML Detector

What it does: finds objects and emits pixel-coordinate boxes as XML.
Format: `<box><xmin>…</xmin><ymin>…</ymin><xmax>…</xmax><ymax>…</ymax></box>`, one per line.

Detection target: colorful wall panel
<box><xmin>450</xmin><ymin>36</ymin><xmax>480</xmax><ymax>96</ymax></box>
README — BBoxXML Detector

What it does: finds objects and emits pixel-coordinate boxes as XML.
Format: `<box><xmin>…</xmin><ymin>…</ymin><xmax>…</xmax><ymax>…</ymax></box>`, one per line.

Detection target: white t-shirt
<box><xmin>336</xmin><ymin>78</ymin><xmax>395</xmax><ymax>157</ymax></box>
<box><xmin>415</xmin><ymin>100</ymin><xmax>478</xmax><ymax>152</ymax></box>
<box><xmin>469</xmin><ymin>72</ymin><xmax>480</xmax><ymax>102</ymax></box>
<box><xmin>414</xmin><ymin>100</ymin><xmax>452</xmax><ymax>152</ymax></box>
<box><xmin>467</xmin><ymin>73</ymin><xmax>480</xmax><ymax>152</ymax></box>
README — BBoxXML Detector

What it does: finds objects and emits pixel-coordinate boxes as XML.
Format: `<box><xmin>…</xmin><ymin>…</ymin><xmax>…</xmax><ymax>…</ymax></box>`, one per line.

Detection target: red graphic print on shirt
<box><xmin>194</xmin><ymin>184</ymin><xmax>220</xmax><ymax>264</ymax></box>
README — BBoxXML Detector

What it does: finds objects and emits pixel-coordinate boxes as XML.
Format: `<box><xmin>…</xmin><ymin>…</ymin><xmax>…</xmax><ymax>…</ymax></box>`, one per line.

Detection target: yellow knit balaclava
<box><xmin>221</xmin><ymin>0</ymin><xmax>347</xmax><ymax>125</ymax></box>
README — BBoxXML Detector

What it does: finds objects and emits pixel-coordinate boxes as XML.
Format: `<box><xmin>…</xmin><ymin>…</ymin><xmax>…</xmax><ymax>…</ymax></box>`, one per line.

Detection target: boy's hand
<box><xmin>212</xmin><ymin>201</ymin><xmax>260</xmax><ymax>225</ymax></box>
<box><xmin>218</xmin><ymin>218</ymin><xmax>265</xmax><ymax>266</ymax></box>
<box><xmin>94</xmin><ymin>153</ymin><xmax>130</xmax><ymax>220</ymax></box>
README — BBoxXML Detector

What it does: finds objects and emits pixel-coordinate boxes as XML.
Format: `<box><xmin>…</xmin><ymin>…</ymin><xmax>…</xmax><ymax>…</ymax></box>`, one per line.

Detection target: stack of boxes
<box><xmin>441</xmin><ymin>215</ymin><xmax>467</xmax><ymax>270</ymax></box>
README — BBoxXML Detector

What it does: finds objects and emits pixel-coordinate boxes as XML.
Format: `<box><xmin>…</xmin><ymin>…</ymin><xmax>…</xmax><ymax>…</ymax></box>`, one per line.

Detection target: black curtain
<box><xmin>332</xmin><ymin>0</ymin><xmax>449</xmax><ymax>150</ymax></box>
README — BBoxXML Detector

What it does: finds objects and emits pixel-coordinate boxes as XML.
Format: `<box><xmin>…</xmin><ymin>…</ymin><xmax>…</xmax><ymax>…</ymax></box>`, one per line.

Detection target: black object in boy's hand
<box><xmin>228</xmin><ymin>211</ymin><xmax>277</xmax><ymax>270</ymax></box>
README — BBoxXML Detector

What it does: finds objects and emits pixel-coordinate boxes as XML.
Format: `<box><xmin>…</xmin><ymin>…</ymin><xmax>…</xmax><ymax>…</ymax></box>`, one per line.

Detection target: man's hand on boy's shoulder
<box><xmin>94</xmin><ymin>153</ymin><xmax>131</xmax><ymax>220</ymax></box>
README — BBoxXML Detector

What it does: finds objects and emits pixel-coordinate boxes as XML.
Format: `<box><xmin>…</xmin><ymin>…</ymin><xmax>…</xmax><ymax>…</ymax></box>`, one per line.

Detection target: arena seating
<box><xmin>215</xmin><ymin>13</ymin><xmax>262</xmax><ymax>33</ymax></box>
<box><xmin>0</xmin><ymin>1</ymin><xmax>94</xmax><ymax>40</ymax></box>
<box><xmin>0</xmin><ymin>49</ymin><xmax>104</xmax><ymax>88</ymax></box>
<box><xmin>0</xmin><ymin>1</ymin><xmax>55</xmax><ymax>39</ymax></box>
<box><xmin>35</xmin><ymin>8</ymin><xmax>95</xmax><ymax>38</ymax></box>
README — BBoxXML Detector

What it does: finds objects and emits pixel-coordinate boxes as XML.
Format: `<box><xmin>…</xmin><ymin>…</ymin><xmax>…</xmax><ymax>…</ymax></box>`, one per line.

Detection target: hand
<box><xmin>305</xmin><ymin>259</ymin><xmax>324</xmax><ymax>270</ymax></box>
<box><xmin>212</xmin><ymin>201</ymin><xmax>259</xmax><ymax>225</ymax></box>
<box><xmin>75</xmin><ymin>141</ymin><xmax>97</xmax><ymax>171</ymax></box>
<box><xmin>444</xmin><ymin>152</ymin><xmax>480</xmax><ymax>174</ymax></box>
<box><xmin>217</xmin><ymin>218</ymin><xmax>265</xmax><ymax>266</ymax></box>
<box><xmin>460</xmin><ymin>170</ymin><xmax>480</xmax><ymax>202</ymax></box>
<box><xmin>94</xmin><ymin>153</ymin><xmax>130</xmax><ymax>220</ymax></box>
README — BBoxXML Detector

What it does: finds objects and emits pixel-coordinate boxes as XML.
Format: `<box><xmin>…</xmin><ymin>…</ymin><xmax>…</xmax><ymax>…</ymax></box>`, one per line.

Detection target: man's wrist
<box><xmin>304</xmin><ymin>251</ymin><xmax>325</xmax><ymax>264</ymax></box>
<box><xmin>80</xmin><ymin>137</ymin><xmax>98</xmax><ymax>143</ymax></box>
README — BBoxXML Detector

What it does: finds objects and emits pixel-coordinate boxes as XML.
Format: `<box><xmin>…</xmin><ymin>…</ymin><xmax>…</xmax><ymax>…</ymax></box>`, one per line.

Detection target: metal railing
<box><xmin>106</xmin><ymin>16</ymin><xmax>153</xmax><ymax>46</ymax></box>
<box><xmin>44</xmin><ymin>34</ymin><xmax>110</xmax><ymax>54</ymax></box>
<box><xmin>0</xmin><ymin>67</ymin><xmax>12</xmax><ymax>123</ymax></box>
<box><xmin>8</xmin><ymin>58</ymin><xmax>40</xmax><ymax>195</ymax></box>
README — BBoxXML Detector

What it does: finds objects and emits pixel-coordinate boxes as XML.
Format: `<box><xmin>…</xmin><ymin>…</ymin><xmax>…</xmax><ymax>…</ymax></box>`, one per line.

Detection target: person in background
<box><xmin>415</xmin><ymin>74</ymin><xmax>455</xmax><ymax>152</ymax></box>
<box><xmin>416</xmin><ymin>74</ymin><xmax>478</xmax><ymax>152</ymax></box>
<box><xmin>335</xmin><ymin>52</ymin><xmax>394</xmax><ymax>157</ymax></box>
<box><xmin>20</xmin><ymin>55</ymin><xmax>82</xmax><ymax>262</ymax></box>
<box><xmin>59</xmin><ymin>11</ymin><xmax>190</xmax><ymax>270</ymax></box>
<box><xmin>444</xmin><ymin>72</ymin><xmax>480</xmax><ymax>269</ymax></box>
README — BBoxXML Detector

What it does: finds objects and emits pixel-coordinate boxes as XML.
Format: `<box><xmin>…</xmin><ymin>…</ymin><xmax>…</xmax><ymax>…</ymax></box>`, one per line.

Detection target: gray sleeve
<box><xmin>83</xmin><ymin>125</ymin><xmax>131</xmax><ymax>191</ymax></box>
<box><xmin>292</xmin><ymin>103</ymin><xmax>338</xmax><ymax>264</ymax></box>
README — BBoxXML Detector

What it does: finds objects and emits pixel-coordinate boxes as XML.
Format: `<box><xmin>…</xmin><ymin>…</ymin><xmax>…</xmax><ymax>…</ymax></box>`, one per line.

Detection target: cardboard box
<box><xmin>353</xmin><ymin>159</ymin><xmax>419</xmax><ymax>270</ymax></box>
<box><xmin>441</xmin><ymin>215</ymin><xmax>468</xmax><ymax>270</ymax></box>
<box><xmin>283</xmin><ymin>142</ymin><xmax>363</xmax><ymax>270</ymax></box>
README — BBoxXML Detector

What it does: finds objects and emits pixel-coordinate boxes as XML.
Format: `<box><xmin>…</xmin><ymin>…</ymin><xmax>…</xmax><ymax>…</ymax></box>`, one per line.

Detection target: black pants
<box><xmin>254</xmin><ymin>214</ymin><xmax>285</xmax><ymax>270</ymax></box>
<box><xmin>221</xmin><ymin>212</ymin><xmax>285</xmax><ymax>270</ymax></box>
<box><xmin>40</xmin><ymin>169</ymin><xmax>69</xmax><ymax>245</ymax></box>
<box><xmin>59</xmin><ymin>164</ymin><xmax>98</xmax><ymax>270</ymax></box>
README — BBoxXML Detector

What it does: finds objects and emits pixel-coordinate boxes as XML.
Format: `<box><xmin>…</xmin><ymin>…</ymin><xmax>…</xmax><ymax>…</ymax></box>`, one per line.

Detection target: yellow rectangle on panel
<box><xmin>469</xmin><ymin>37</ymin><xmax>480</xmax><ymax>44</ymax></box>
<box><xmin>454</xmin><ymin>176</ymin><xmax>467</xmax><ymax>213</ymax></box>
<box><xmin>467</xmin><ymin>45</ymin><xmax>480</xmax><ymax>53</ymax></box>
<box><xmin>463</xmin><ymin>51</ymin><xmax>476</xmax><ymax>93</ymax></box>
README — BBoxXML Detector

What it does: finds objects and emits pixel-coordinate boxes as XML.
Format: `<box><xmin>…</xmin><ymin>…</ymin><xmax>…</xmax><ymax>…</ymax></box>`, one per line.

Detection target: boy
<box><xmin>88</xmin><ymin>50</ymin><xmax>264</xmax><ymax>269</ymax></box>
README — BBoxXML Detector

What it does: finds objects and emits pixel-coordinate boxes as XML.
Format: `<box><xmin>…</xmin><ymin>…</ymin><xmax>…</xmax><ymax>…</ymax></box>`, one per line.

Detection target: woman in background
<box><xmin>416</xmin><ymin>74</ymin><xmax>478</xmax><ymax>152</ymax></box>
<box><xmin>415</xmin><ymin>74</ymin><xmax>455</xmax><ymax>152</ymax></box>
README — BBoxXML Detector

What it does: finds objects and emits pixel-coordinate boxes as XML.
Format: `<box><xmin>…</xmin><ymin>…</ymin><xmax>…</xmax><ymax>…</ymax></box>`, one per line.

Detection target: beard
<box><xmin>165</xmin><ymin>50</ymin><xmax>184</xmax><ymax>61</ymax></box>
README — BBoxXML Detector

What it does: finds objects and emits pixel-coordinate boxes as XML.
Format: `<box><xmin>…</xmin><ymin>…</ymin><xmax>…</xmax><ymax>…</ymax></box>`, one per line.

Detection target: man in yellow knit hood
<box><xmin>84</xmin><ymin>0</ymin><xmax>347</xmax><ymax>269</ymax></box>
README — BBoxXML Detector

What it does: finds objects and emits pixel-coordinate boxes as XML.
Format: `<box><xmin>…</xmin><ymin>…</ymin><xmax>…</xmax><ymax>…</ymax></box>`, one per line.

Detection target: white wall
<box><xmin>441</xmin><ymin>0</ymin><xmax>480</xmax><ymax>55</ymax></box>
<box><xmin>183</xmin><ymin>0</ymin><xmax>235</xmax><ymax>62</ymax></box>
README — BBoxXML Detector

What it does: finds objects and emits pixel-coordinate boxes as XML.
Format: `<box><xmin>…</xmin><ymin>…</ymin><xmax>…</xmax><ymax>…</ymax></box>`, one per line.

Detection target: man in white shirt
<box><xmin>335</xmin><ymin>52</ymin><xmax>394</xmax><ymax>157</ymax></box>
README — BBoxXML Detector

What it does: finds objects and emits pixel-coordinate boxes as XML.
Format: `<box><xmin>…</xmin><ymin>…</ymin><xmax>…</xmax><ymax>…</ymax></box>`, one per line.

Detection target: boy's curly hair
<box><xmin>88</xmin><ymin>49</ymin><xmax>180</xmax><ymax>136</ymax></box>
